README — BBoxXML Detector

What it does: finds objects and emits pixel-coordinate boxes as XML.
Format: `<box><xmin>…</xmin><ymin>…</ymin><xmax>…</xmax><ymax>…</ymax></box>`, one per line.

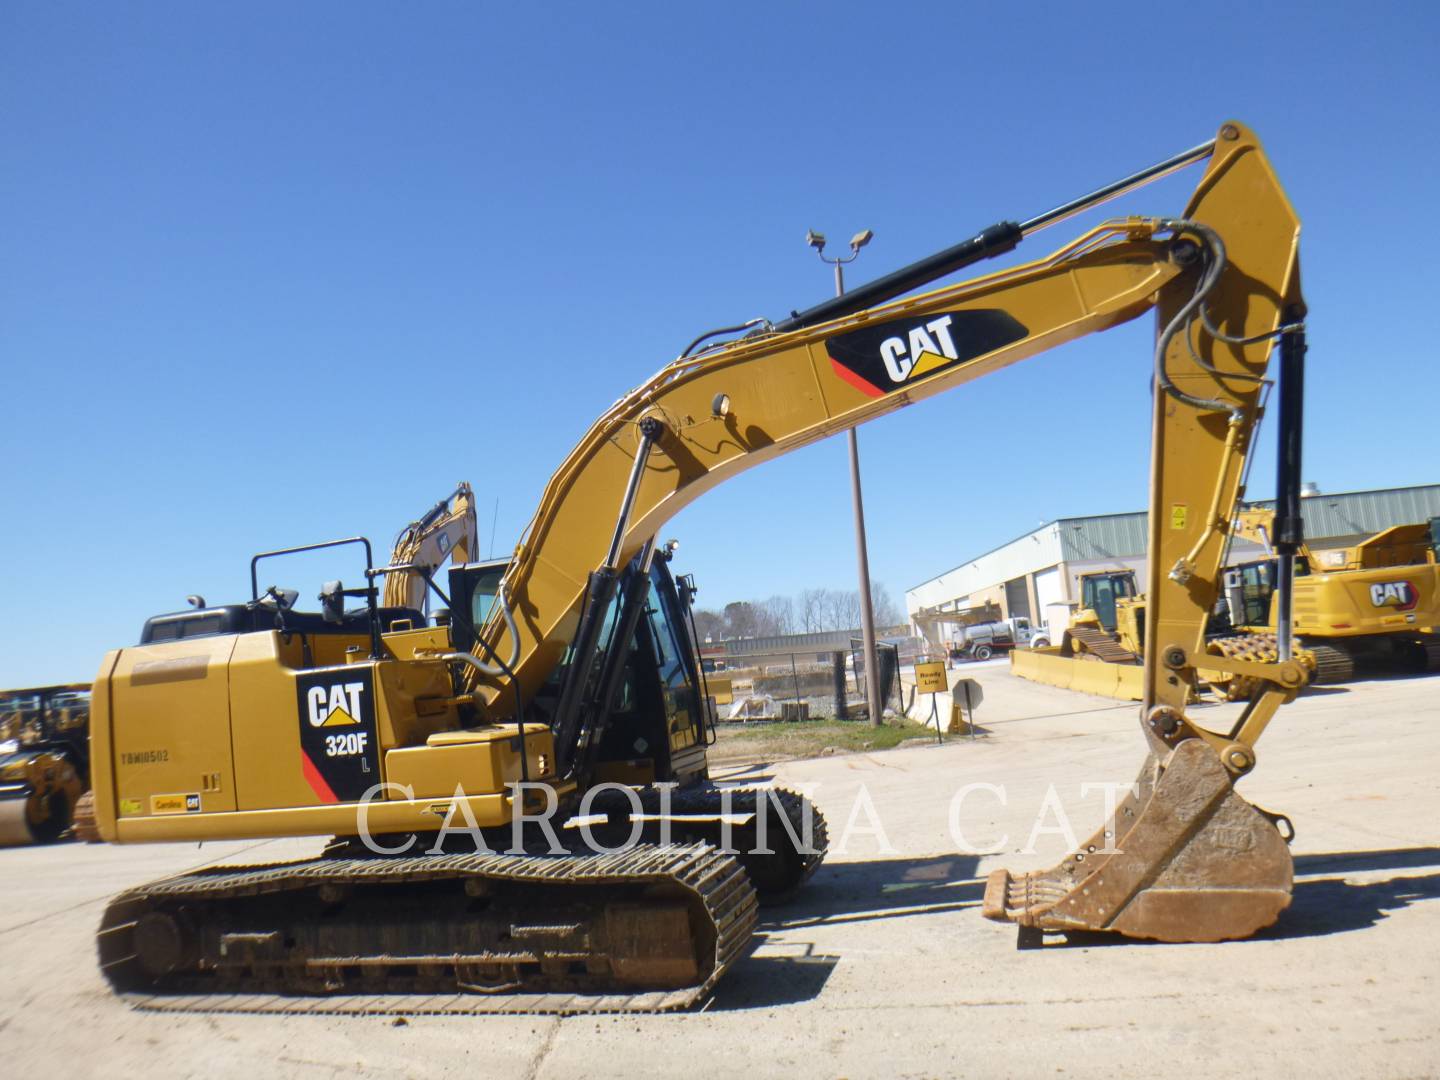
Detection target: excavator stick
<box><xmin>983</xmin><ymin>740</ymin><xmax>1293</xmax><ymax>942</ymax></box>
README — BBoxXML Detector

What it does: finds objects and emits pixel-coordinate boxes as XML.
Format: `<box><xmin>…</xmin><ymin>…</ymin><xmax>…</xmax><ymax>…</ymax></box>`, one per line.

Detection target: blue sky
<box><xmin>3</xmin><ymin>2</ymin><xmax>1437</xmax><ymax>684</ymax></box>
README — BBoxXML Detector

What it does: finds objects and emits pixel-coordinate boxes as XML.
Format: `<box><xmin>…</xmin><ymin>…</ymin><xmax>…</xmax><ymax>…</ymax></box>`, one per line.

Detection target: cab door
<box><xmin>642</xmin><ymin>562</ymin><xmax>709</xmax><ymax>781</ymax></box>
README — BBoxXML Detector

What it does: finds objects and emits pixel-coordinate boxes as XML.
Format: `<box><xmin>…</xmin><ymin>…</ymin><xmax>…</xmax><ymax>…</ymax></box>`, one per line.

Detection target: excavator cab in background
<box><xmin>93</xmin><ymin>121</ymin><xmax>1318</xmax><ymax>1008</ymax></box>
<box><xmin>447</xmin><ymin>557</ymin><xmax>508</xmax><ymax>633</ymax></box>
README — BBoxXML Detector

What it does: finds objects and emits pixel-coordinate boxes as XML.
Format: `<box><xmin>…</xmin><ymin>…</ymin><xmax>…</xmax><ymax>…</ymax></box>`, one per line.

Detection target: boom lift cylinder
<box><xmin>1273</xmin><ymin>311</ymin><xmax>1307</xmax><ymax>662</ymax></box>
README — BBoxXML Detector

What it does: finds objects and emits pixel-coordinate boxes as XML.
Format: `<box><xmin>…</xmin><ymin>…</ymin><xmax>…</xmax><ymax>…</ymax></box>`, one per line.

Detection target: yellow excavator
<box><xmin>382</xmin><ymin>482</ymin><xmax>478</xmax><ymax>612</ymax></box>
<box><xmin>1220</xmin><ymin>508</ymin><xmax>1440</xmax><ymax>681</ymax></box>
<box><xmin>92</xmin><ymin>120</ymin><xmax>1310</xmax><ymax>1010</ymax></box>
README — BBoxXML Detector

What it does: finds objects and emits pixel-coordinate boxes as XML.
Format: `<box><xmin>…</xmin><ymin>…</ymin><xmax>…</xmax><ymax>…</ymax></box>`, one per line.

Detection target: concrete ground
<box><xmin>2</xmin><ymin>666</ymin><xmax>1437</xmax><ymax>1079</ymax></box>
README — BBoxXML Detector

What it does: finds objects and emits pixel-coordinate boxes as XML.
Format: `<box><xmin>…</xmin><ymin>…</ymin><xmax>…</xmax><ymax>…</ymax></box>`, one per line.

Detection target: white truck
<box><xmin>948</xmin><ymin>616</ymin><xmax>1049</xmax><ymax>661</ymax></box>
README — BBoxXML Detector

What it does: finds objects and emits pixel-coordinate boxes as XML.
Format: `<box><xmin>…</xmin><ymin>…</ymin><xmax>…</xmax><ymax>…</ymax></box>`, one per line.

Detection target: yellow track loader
<box><xmin>92</xmin><ymin>121</ymin><xmax>1312</xmax><ymax>1009</ymax></box>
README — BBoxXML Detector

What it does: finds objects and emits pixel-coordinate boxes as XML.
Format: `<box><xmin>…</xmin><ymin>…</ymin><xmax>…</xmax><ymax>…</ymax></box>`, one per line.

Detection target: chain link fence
<box><xmin>702</xmin><ymin>638</ymin><xmax>924</xmax><ymax>723</ymax></box>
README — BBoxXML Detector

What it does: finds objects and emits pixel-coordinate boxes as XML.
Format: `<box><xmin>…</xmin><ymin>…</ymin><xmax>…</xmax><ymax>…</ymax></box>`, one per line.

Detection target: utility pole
<box><xmin>807</xmin><ymin>228</ymin><xmax>884</xmax><ymax>727</ymax></box>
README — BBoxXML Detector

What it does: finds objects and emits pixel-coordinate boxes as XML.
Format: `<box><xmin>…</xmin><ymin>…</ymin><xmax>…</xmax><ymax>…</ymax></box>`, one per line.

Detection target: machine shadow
<box><xmin>707</xmin><ymin>854</ymin><xmax>986</xmax><ymax>1010</ymax></box>
<box><xmin>706</xmin><ymin>951</ymin><xmax>841</xmax><ymax>1011</ymax></box>
<box><xmin>762</xmin><ymin>853</ymin><xmax>986</xmax><ymax>931</ymax></box>
<box><xmin>1028</xmin><ymin>847</ymin><xmax>1440</xmax><ymax>949</ymax></box>
<box><xmin>1257</xmin><ymin>846</ymin><xmax>1440</xmax><ymax>941</ymax></box>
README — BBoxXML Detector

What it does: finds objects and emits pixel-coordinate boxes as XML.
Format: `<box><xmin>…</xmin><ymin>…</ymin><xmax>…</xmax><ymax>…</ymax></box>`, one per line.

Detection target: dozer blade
<box><xmin>983</xmin><ymin>739</ymin><xmax>1292</xmax><ymax>943</ymax></box>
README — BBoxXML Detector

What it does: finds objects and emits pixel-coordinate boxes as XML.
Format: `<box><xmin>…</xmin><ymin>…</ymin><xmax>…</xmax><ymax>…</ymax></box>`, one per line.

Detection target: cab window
<box><xmin>644</xmin><ymin>573</ymin><xmax>698</xmax><ymax>750</ymax></box>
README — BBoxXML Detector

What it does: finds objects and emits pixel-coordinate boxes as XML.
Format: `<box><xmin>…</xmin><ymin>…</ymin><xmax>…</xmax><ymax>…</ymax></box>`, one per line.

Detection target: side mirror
<box><xmin>319</xmin><ymin>581</ymin><xmax>345</xmax><ymax>624</ymax></box>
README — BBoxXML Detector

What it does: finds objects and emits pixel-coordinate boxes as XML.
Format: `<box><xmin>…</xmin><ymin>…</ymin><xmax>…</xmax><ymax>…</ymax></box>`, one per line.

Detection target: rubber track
<box><xmin>99</xmin><ymin>843</ymin><xmax>756</xmax><ymax>1016</ymax></box>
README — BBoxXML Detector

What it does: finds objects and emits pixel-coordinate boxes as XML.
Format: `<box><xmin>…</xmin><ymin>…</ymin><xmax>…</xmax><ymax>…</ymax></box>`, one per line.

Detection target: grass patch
<box><xmin>711</xmin><ymin>717</ymin><xmax>936</xmax><ymax>765</ymax></box>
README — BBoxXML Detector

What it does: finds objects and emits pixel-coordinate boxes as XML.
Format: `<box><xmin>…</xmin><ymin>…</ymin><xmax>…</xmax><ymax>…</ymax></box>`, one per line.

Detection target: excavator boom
<box><xmin>486</xmin><ymin>121</ymin><xmax>1308</xmax><ymax>943</ymax></box>
<box><xmin>474</xmin><ymin>126</ymin><xmax>1300</xmax><ymax>740</ymax></box>
<box><xmin>382</xmin><ymin>482</ymin><xmax>478</xmax><ymax>611</ymax></box>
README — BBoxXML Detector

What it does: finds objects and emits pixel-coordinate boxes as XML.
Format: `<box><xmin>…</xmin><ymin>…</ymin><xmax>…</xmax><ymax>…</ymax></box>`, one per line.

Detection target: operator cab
<box><xmin>1081</xmin><ymin>571</ymin><xmax>1137</xmax><ymax>633</ymax></box>
<box><xmin>442</xmin><ymin>557</ymin><xmax>510</xmax><ymax>656</ymax></box>
<box><xmin>1221</xmin><ymin>555</ymin><xmax>1312</xmax><ymax>630</ymax></box>
<box><xmin>448</xmin><ymin>549</ymin><xmax>711</xmax><ymax>788</ymax></box>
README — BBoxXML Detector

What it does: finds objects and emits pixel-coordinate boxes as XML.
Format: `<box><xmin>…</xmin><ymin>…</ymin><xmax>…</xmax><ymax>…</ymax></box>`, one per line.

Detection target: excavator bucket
<box><xmin>983</xmin><ymin>739</ymin><xmax>1292</xmax><ymax>942</ymax></box>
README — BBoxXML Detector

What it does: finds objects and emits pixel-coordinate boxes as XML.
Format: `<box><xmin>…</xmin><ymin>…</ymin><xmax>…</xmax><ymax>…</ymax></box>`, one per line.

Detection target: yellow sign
<box><xmin>915</xmin><ymin>660</ymin><xmax>948</xmax><ymax>693</ymax></box>
<box><xmin>1170</xmin><ymin>504</ymin><xmax>1188</xmax><ymax>530</ymax></box>
<box><xmin>119</xmin><ymin>797</ymin><xmax>142</xmax><ymax>816</ymax></box>
<box><xmin>150</xmin><ymin>792</ymin><xmax>201</xmax><ymax>815</ymax></box>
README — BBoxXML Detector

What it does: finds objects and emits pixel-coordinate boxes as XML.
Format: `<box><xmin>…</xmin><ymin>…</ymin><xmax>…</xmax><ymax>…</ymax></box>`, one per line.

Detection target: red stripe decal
<box><xmin>301</xmin><ymin>750</ymin><xmax>339</xmax><ymax>804</ymax></box>
<box><xmin>829</xmin><ymin>356</ymin><xmax>886</xmax><ymax>398</ymax></box>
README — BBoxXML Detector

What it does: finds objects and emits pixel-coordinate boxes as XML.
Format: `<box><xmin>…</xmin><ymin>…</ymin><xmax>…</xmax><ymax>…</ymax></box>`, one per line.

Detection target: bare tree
<box><xmin>751</xmin><ymin>602</ymin><xmax>781</xmax><ymax>638</ymax></box>
<box><xmin>799</xmin><ymin>588</ymin><xmax>827</xmax><ymax>633</ymax></box>
<box><xmin>869</xmin><ymin>581</ymin><xmax>901</xmax><ymax>628</ymax></box>
<box><xmin>762</xmin><ymin>594</ymin><xmax>795</xmax><ymax>635</ymax></box>
<box><xmin>822</xmin><ymin>588</ymin><xmax>861</xmax><ymax>631</ymax></box>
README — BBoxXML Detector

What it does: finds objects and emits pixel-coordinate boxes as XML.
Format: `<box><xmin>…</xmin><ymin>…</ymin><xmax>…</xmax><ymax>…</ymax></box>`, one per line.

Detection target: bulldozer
<box><xmin>1060</xmin><ymin>568</ymin><xmax>1144</xmax><ymax>663</ymax></box>
<box><xmin>91</xmin><ymin>120</ymin><xmax>1313</xmax><ymax>1008</ymax></box>
<box><xmin>1035</xmin><ymin>567</ymin><xmax>1267</xmax><ymax>701</ymax></box>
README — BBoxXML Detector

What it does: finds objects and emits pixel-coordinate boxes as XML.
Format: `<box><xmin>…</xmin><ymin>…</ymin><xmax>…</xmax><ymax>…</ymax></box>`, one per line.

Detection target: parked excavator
<box><xmin>382</xmin><ymin>482</ymin><xmax>478</xmax><ymax>613</ymax></box>
<box><xmin>1218</xmin><ymin>508</ymin><xmax>1440</xmax><ymax>681</ymax></box>
<box><xmin>91</xmin><ymin>120</ymin><xmax>1310</xmax><ymax>1010</ymax></box>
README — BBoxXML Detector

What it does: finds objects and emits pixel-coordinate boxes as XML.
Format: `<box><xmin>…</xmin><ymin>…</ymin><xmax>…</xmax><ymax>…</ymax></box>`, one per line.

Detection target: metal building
<box><xmin>906</xmin><ymin>483</ymin><xmax>1440</xmax><ymax>643</ymax></box>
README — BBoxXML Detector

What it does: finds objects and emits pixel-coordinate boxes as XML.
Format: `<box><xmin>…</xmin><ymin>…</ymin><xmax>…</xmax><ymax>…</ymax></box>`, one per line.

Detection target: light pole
<box><xmin>807</xmin><ymin>227</ymin><xmax>884</xmax><ymax>727</ymax></box>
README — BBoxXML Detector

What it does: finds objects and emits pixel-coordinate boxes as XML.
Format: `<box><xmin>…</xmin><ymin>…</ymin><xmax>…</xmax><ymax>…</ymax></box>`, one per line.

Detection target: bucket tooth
<box><xmin>984</xmin><ymin>739</ymin><xmax>1292</xmax><ymax>943</ymax></box>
